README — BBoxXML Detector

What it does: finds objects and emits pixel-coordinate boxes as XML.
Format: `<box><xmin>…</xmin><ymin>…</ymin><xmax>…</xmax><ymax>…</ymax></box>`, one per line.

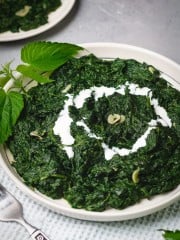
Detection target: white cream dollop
<box><xmin>53</xmin><ymin>94</ymin><xmax>74</xmax><ymax>146</ymax></box>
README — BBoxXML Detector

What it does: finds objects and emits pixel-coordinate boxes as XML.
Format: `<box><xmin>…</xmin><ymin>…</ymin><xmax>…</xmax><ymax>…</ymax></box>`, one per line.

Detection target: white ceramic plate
<box><xmin>0</xmin><ymin>0</ymin><xmax>76</xmax><ymax>42</ymax></box>
<box><xmin>0</xmin><ymin>43</ymin><xmax>180</xmax><ymax>221</ymax></box>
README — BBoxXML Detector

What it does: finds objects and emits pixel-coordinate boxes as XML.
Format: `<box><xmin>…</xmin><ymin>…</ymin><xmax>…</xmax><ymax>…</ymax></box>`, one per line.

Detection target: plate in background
<box><xmin>0</xmin><ymin>0</ymin><xmax>76</xmax><ymax>42</ymax></box>
<box><xmin>0</xmin><ymin>43</ymin><xmax>180</xmax><ymax>221</ymax></box>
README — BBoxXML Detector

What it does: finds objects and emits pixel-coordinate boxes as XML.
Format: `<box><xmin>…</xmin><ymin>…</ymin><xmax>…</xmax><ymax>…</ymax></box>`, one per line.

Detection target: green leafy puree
<box><xmin>0</xmin><ymin>41</ymin><xmax>180</xmax><ymax>212</ymax></box>
<box><xmin>0</xmin><ymin>0</ymin><xmax>61</xmax><ymax>33</ymax></box>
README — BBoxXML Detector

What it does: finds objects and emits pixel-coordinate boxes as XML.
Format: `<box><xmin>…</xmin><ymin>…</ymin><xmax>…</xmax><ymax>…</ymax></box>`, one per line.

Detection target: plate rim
<box><xmin>0</xmin><ymin>0</ymin><xmax>76</xmax><ymax>42</ymax></box>
<box><xmin>0</xmin><ymin>42</ymin><xmax>180</xmax><ymax>221</ymax></box>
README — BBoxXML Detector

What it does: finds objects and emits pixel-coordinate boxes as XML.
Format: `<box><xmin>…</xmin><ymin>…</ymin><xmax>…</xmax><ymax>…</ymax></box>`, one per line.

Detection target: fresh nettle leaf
<box><xmin>0</xmin><ymin>75</ymin><xmax>11</xmax><ymax>88</ymax></box>
<box><xmin>161</xmin><ymin>230</ymin><xmax>180</xmax><ymax>240</ymax></box>
<box><xmin>17</xmin><ymin>65</ymin><xmax>53</xmax><ymax>84</ymax></box>
<box><xmin>17</xmin><ymin>42</ymin><xmax>83</xmax><ymax>86</ymax></box>
<box><xmin>21</xmin><ymin>41</ymin><xmax>83</xmax><ymax>71</ymax></box>
<box><xmin>0</xmin><ymin>41</ymin><xmax>83</xmax><ymax>144</ymax></box>
<box><xmin>0</xmin><ymin>89</ymin><xmax>24</xmax><ymax>144</ymax></box>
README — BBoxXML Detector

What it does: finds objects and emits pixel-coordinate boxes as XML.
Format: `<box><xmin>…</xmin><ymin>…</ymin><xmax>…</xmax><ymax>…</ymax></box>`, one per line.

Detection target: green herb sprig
<box><xmin>161</xmin><ymin>230</ymin><xmax>180</xmax><ymax>240</ymax></box>
<box><xmin>0</xmin><ymin>41</ymin><xmax>83</xmax><ymax>144</ymax></box>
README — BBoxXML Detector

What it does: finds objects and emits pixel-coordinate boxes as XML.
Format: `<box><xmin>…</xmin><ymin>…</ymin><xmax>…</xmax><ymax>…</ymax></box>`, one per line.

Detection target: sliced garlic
<box><xmin>62</xmin><ymin>84</ymin><xmax>72</xmax><ymax>93</ymax></box>
<box><xmin>30</xmin><ymin>131</ymin><xmax>43</xmax><ymax>140</ymax></box>
<box><xmin>107</xmin><ymin>114</ymin><xmax>126</xmax><ymax>124</ymax></box>
<box><xmin>107</xmin><ymin>114</ymin><xmax>121</xmax><ymax>124</ymax></box>
<box><xmin>148</xmin><ymin>66</ymin><xmax>155</xmax><ymax>74</ymax></box>
<box><xmin>15</xmin><ymin>5</ymin><xmax>31</xmax><ymax>17</ymax></box>
<box><xmin>119</xmin><ymin>115</ymin><xmax>126</xmax><ymax>123</ymax></box>
<box><xmin>132</xmin><ymin>167</ymin><xmax>140</xmax><ymax>184</ymax></box>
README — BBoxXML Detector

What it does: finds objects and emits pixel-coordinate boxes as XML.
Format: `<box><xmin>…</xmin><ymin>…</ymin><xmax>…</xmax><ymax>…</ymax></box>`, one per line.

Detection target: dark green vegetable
<box><xmin>7</xmin><ymin>54</ymin><xmax>180</xmax><ymax>211</ymax></box>
<box><xmin>161</xmin><ymin>230</ymin><xmax>180</xmax><ymax>240</ymax></box>
<box><xmin>0</xmin><ymin>41</ymin><xmax>83</xmax><ymax>144</ymax></box>
<box><xmin>70</xmin><ymin>93</ymin><xmax>156</xmax><ymax>148</ymax></box>
<box><xmin>0</xmin><ymin>0</ymin><xmax>61</xmax><ymax>33</ymax></box>
<box><xmin>0</xmin><ymin>89</ymin><xmax>24</xmax><ymax>144</ymax></box>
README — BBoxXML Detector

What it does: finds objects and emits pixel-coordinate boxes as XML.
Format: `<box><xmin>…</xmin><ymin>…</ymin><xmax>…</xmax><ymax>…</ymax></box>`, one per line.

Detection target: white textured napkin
<box><xmin>0</xmin><ymin>167</ymin><xmax>179</xmax><ymax>240</ymax></box>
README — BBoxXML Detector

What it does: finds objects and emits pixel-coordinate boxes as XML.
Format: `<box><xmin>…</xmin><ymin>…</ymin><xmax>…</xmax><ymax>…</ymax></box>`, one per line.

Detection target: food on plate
<box><xmin>0</xmin><ymin>42</ymin><xmax>180</xmax><ymax>211</ymax></box>
<box><xmin>0</xmin><ymin>0</ymin><xmax>61</xmax><ymax>33</ymax></box>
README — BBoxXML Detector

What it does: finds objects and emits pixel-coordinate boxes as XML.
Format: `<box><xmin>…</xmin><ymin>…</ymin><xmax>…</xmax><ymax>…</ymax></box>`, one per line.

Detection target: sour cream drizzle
<box><xmin>53</xmin><ymin>94</ymin><xmax>74</xmax><ymax>158</ymax></box>
<box><xmin>53</xmin><ymin>82</ymin><xmax>172</xmax><ymax>160</ymax></box>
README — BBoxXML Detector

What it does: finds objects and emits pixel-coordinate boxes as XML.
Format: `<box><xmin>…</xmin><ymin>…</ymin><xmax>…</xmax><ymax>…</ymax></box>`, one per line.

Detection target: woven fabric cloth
<box><xmin>0</xmin><ymin>166</ymin><xmax>179</xmax><ymax>240</ymax></box>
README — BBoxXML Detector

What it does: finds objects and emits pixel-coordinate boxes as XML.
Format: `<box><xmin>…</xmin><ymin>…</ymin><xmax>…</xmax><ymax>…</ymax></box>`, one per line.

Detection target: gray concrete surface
<box><xmin>0</xmin><ymin>0</ymin><xmax>180</xmax><ymax>65</ymax></box>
